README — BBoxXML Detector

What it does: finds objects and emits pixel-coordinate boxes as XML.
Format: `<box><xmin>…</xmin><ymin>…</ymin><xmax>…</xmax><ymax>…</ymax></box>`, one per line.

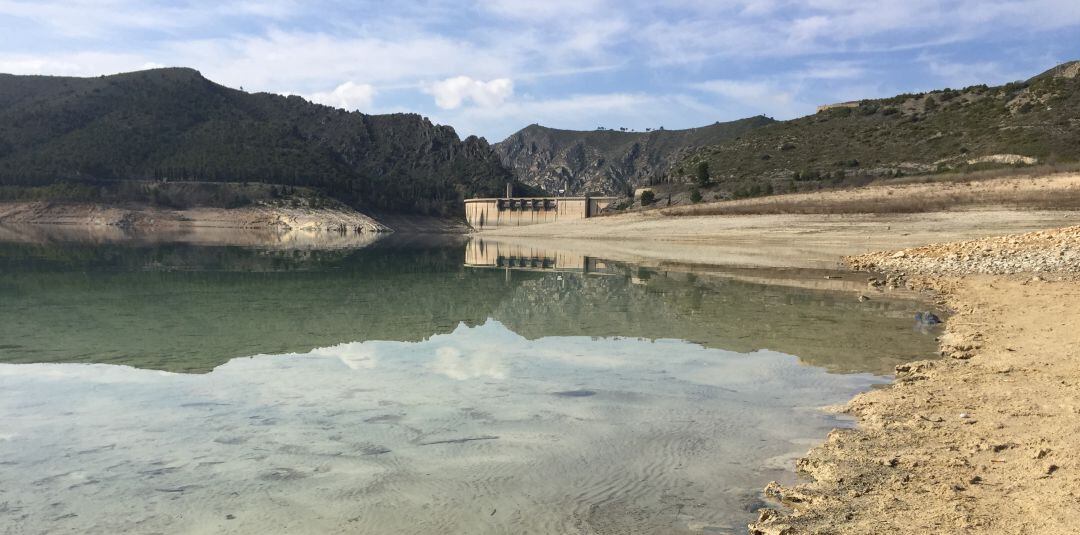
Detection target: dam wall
<box><xmin>465</xmin><ymin>196</ymin><xmax>616</xmax><ymax>230</ymax></box>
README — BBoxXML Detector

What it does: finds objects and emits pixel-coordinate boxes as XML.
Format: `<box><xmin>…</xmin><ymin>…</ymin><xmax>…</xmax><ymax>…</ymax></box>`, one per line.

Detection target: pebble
<box><xmin>849</xmin><ymin>226</ymin><xmax>1080</xmax><ymax>276</ymax></box>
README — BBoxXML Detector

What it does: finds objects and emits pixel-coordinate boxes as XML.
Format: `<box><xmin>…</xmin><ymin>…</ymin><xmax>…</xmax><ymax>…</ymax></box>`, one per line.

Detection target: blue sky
<box><xmin>1</xmin><ymin>0</ymin><xmax>1078</xmax><ymax>141</ymax></box>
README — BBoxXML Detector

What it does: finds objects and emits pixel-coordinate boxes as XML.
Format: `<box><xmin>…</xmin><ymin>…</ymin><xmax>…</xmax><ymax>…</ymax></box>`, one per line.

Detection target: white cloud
<box><xmin>430</xmin><ymin>346</ymin><xmax>506</xmax><ymax>380</ymax></box>
<box><xmin>795</xmin><ymin>60</ymin><xmax>865</xmax><ymax>80</ymax></box>
<box><xmin>479</xmin><ymin>0</ymin><xmax>609</xmax><ymax>21</ymax></box>
<box><xmin>433</xmin><ymin>92</ymin><xmax>706</xmax><ymax>140</ymax></box>
<box><xmin>694</xmin><ymin>79</ymin><xmax>793</xmax><ymax>107</ymax></box>
<box><xmin>427</xmin><ymin>76</ymin><xmax>514</xmax><ymax>109</ymax></box>
<box><xmin>308</xmin><ymin>81</ymin><xmax>376</xmax><ymax>111</ymax></box>
<box><xmin>0</xmin><ymin>51</ymin><xmax>155</xmax><ymax>76</ymax></box>
<box><xmin>920</xmin><ymin>55</ymin><xmax>1024</xmax><ymax>87</ymax></box>
<box><xmin>0</xmin><ymin>0</ymin><xmax>1077</xmax><ymax>139</ymax></box>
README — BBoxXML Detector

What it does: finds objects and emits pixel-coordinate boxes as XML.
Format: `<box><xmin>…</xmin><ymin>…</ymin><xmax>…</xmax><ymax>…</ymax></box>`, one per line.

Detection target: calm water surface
<box><xmin>0</xmin><ymin>235</ymin><xmax>939</xmax><ymax>534</ymax></box>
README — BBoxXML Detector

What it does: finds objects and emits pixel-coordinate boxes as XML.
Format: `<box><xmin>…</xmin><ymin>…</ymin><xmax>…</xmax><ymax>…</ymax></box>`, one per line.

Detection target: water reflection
<box><xmin>1</xmin><ymin>321</ymin><xmax>885</xmax><ymax>534</ymax></box>
<box><xmin>465</xmin><ymin>238</ymin><xmax>619</xmax><ymax>275</ymax></box>
<box><xmin>0</xmin><ymin>237</ymin><xmax>937</xmax><ymax>375</ymax></box>
<box><xmin>0</xmin><ymin>233</ymin><xmax>941</xmax><ymax>534</ymax></box>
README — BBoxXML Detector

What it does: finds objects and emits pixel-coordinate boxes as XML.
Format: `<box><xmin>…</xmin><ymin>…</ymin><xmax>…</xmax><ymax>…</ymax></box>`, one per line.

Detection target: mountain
<box><xmin>667</xmin><ymin>61</ymin><xmax>1080</xmax><ymax>197</ymax></box>
<box><xmin>0</xmin><ymin>68</ymin><xmax>525</xmax><ymax>215</ymax></box>
<box><xmin>493</xmin><ymin>117</ymin><xmax>775</xmax><ymax>196</ymax></box>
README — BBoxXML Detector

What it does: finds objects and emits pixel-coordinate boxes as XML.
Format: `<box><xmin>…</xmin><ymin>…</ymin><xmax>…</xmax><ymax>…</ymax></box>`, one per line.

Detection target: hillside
<box><xmin>0</xmin><ymin>68</ymin><xmax>525</xmax><ymax>216</ymax></box>
<box><xmin>493</xmin><ymin>117</ymin><xmax>775</xmax><ymax>196</ymax></box>
<box><xmin>668</xmin><ymin>61</ymin><xmax>1080</xmax><ymax>199</ymax></box>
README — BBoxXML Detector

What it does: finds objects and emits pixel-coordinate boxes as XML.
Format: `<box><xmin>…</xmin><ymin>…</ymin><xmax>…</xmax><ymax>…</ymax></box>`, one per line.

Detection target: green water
<box><xmin>0</xmin><ymin>235</ymin><xmax>939</xmax><ymax>534</ymax></box>
<box><xmin>0</xmin><ymin>238</ymin><xmax>933</xmax><ymax>375</ymax></box>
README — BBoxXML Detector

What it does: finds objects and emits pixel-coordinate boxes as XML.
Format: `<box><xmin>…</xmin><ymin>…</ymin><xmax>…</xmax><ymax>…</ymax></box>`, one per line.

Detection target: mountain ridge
<box><xmin>493</xmin><ymin>116</ymin><xmax>775</xmax><ymax>196</ymax></box>
<box><xmin>661</xmin><ymin>61</ymin><xmax>1080</xmax><ymax>199</ymax></box>
<box><xmin>0</xmin><ymin>67</ymin><xmax>526</xmax><ymax>215</ymax></box>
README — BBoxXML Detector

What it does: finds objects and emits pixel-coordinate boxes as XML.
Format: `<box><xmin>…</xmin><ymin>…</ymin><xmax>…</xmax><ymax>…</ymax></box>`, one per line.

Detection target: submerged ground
<box><xmin>0</xmin><ymin>235</ymin><xmax>936</xmax><ymax>534</ymax></box>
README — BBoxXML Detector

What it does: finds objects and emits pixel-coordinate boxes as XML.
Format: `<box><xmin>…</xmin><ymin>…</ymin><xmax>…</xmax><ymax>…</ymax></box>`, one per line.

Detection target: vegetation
<box><xmin>660</xmin><ymin>168</ymin><xmax>1080</xmax><ymax>216</ymax></box>
<box><xmin>494</xmin><ymin>116</ymin><xmax>774</xmax><ymax>196</ymax></box>
<box><xmin>670</xmin><ymin>61</ymin><xmax>1080</xmax><ymax>200</ymax></box>
<box><xmin>689</xmin><ymin>186</ymin><xmax>702</xmax><ymax>203</ymax></box>
<box><xmin>0</xmin><ymin>179</ymin><xmax>346</xmax><ymax>210</ymax></box>
<box><xmin>639</xmin><ymin>190</ymin><xmax>656</xmax><ymax>206</ymax></box>
<box><xmin>694</xmin><ymin>161</ymin><xmax>710</xmax><ymax>187</ymax></box>
<box><xmin>0</xmin><ymin>68</ymin><xmax>530</xmax><ymax>215</ymax></box>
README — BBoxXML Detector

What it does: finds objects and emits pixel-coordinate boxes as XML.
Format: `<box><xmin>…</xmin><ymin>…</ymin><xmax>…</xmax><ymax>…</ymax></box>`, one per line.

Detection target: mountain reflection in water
<box><xmin>0</xmin><ymin>236</ymin><xmax>935</xmax><ymax>375</ymax></box>
<box><xmin>0</xmin><ymin>234</ymin><xmax>940</xmax><ymax>534</ymax></box>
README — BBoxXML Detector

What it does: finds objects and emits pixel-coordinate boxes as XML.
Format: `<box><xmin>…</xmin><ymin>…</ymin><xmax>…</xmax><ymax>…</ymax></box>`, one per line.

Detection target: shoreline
<box><xmin>751</xmin><ymin>226</ymin><xmax>1080</xmax><ymax>534</ymax></box>
<box><xmin>476</xmin><ymin>203</ymin><xmax>1080</xmax><ymax>533</ymax></box>
<box><xmin>0</xmin><ymin>201</ymin><xmax>467</xmax><ymax>247</ymax></box>
<box><xmin>0</xmin><ymin>200</ymin><xmax>389</xmax><ymax>231</ymax></box>
<box><xmin>475</xmin><ymin>209</ymin><xmax>1080</xmax><ymax>269</ymax></box>
<box><xmin>3</xmin><ymin>191</ymin><xmax>1078</xmax><ymax>532</ymax></box>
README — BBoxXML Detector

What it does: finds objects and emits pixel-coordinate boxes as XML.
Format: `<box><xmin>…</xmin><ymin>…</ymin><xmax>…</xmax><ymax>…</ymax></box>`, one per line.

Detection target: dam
<box><xmin>465</xmin><ymin>192</ymin><xmax>617</xmax><ymax>230</ymax></box>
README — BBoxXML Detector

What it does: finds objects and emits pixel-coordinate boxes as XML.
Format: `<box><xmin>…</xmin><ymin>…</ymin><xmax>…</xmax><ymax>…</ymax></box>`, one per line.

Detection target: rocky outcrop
<box><xmin>493</xmin><ymin>117</ymin><xmax>774</xmax><ymax>196</ymax></box>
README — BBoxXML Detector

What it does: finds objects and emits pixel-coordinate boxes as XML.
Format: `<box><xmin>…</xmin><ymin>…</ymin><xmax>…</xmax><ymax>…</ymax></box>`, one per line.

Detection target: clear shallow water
<box><xmin>0</xmin><ymin>236</ymin><xmax>939</xmax><ymax>534</ymax></box>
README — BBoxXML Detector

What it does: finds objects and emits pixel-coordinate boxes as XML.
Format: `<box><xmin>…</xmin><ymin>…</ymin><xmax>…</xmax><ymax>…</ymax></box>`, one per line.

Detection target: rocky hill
<box><xmin>0</xmin><ymin>68</ymin><xmax>526</xmax><ymax>215</ymax></box>
<box><xmin>670</xmin><ymin>61</ymin><xmax>1080</xmax><ymax>199</ymax></box>
<box><xmin>493</xmin><ymin>117</ymin><xmax>774</xmax><ymax>196</ymax></box>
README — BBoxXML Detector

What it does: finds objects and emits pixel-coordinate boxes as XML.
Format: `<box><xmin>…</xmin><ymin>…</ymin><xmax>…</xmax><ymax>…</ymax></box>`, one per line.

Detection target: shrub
<box><xmin>694</xmin><ymin>161</ymin><xmax>710</xmax><ymax>186</ymax></box>
<box><xmin>640</xmin><ymin>190</ymin><xmax>656</xmax><ymax>206</ymax></box>
<box><xmin>689</xmin><ymin>187</ymin><xmax>702</xmax><ymax>203</ymax></box>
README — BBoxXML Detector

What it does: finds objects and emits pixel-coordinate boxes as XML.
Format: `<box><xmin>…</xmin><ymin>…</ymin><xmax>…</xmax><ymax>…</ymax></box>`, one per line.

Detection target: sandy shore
<box><xmin>477</xmin><ymin>187</ymin><xmax>1080</xmax><ymax>533</ymax></box>
<box><xmin>750</xmin><ymin>226</ymin><xmax>1080</xmax><ymax>534</ymax></box>
<box><xmin>478</xmin><ymin>209</ymin><xmax>1080</xmax><ymax>269</ymax></box>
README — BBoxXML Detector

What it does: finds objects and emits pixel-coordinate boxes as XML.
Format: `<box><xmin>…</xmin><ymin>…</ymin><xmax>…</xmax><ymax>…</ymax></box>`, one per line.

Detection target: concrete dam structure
<box><xmin>465</xmin><ymin>195</ymin><xmax>617</xmax><ymax>230</ymax></box>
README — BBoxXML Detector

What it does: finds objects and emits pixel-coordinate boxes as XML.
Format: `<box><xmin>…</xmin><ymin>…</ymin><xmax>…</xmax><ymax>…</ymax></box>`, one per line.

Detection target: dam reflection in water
<box><xmin>0</xmin><ymin>235</ymin><xmax>939</xmax><ymax>534</ymax></box>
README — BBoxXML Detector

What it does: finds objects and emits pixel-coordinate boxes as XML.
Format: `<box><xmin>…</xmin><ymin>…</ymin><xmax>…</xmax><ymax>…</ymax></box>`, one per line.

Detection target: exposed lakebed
<box><xmin>0</xmin><ymin>235</ymin><xmax>939</xmax><ymax>533</ymax></box>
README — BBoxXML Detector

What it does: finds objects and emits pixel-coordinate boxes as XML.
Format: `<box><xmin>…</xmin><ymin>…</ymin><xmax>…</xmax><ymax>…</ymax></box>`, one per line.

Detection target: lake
<box><xmin>0</xmin><ymin>233</ymin><xmax>939</xmax><ymax>534</ymax></box>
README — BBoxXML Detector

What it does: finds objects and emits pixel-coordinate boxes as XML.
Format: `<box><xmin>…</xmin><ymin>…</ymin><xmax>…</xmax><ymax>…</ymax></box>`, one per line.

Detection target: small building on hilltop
<box><xmin>816</xmin><ymin>100</ymin><xmax>860</xmax><ymax>113</ymax></box>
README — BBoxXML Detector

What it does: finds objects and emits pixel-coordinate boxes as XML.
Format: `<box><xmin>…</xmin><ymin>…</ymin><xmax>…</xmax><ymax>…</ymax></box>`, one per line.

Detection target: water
<box><xmin>0</xmin><ymin>234</ymin><xmax>939</xmax><ymax>534</ymax></box>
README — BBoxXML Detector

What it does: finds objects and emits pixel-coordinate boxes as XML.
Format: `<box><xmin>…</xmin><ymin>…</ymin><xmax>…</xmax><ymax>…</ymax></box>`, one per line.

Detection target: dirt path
<box><xmin>751</xmin><ymin>226</ymin><xmax>1080</xmax><ymax>534</ymax></box>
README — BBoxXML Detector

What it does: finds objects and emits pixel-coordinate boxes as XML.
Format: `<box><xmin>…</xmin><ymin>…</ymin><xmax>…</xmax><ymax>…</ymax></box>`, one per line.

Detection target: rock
<box><xmin>915</xmin><ymin>312</ymin><xmax>942</xmax><ymax>325</ymax></box>
<box><xmin>892</xmin><ymin>251</ymin><xmax>908</xmax><ymax>259</ymax></box>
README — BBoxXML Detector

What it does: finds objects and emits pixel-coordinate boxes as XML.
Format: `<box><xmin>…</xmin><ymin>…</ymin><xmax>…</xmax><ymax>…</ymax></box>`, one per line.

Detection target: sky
<box><xmin>1</xmin><ymin>0</ymin><xmax>1079</xmax><ymax>141</ymax></box>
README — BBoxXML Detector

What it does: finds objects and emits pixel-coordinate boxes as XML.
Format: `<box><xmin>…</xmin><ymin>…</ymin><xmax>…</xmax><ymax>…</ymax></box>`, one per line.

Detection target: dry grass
<box><xmin>659</xmin><ymin>172</ymin><xmax>1080</xmax><ymax>216</ymax></box>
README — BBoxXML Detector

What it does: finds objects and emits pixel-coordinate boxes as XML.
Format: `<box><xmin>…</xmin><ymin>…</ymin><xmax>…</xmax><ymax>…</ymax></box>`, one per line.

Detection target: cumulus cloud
<box><xmin>427</xmin><ymin>76</ymin><xmax>514</xmax><ymax>109</ymax></box>
<box><xmin>308</xmin><ymin>81</ymin><xmax>376</xmax><ymax>111</ymax></box>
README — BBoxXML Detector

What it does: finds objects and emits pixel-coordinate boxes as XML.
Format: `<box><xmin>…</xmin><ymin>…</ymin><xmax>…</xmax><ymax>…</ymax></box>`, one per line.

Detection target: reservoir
<box><xmin>0</xmin><ymin>233</ymin><xmax>939</xmax><ymax>533</ymax></box>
